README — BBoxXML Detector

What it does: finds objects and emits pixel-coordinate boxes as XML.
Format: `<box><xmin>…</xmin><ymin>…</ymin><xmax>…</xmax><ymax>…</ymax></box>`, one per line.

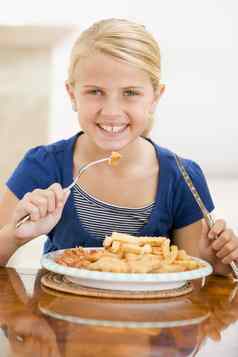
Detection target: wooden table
<box><xmin>0</xmin><ymin>267</ymin><xmax>238</xmax><ymax>356</ymax></box>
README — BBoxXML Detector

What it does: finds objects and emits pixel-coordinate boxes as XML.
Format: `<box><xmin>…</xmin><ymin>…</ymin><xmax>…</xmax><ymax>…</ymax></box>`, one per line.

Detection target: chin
<box><xmin>94</xmin><ymin>137</ymin><xmax>132</xmax><ymax>153</ymax></box>
<box><xmin>96</xmin><ymin>142</ymin><xmax>126</xmax><ymax>153</ymax></box>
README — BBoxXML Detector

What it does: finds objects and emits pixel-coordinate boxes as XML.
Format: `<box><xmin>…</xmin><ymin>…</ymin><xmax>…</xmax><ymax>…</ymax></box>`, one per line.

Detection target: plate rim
<box><xmin>39</xmin><ymin>305</ymin><xmax>211</xmax><ymax>328</ymax></box>
<box><xmin>41</xmin><ymin>248</ymin><xmax>213</xmax><ymax>283</ymax></box>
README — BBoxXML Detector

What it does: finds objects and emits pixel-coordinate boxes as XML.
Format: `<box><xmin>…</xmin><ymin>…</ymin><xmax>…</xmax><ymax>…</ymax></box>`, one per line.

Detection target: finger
<box><xmin>212</xmin><ymin>229</ymin><xmax>235</xmax><ymax>250</ymax></box>
<box><xmin>222</xmin><ymin>248</ymin><xmax>238</xmax><ymax>264</ymax></box>
<box><xmin>14</xmin><ymin>199</ymin><xmax>41</xmax><ymax>223</ymax></box>
<box><xmin>48</xmin><ymin>183</ymin><xmax>65</xmax><ymax>208</ymax></box>
<box><xmin>26</xmin><ymin>201</ymin><xmax>41</xmax><ymax>222</ymax></box>
<box><xmin>29</xmin><ymin>193</ymin><xmax>48</xmax><ymax>218</ymax></box>
<box><xmin>215</xmin><ymin>240</ymin><xmax>237</xmax><ymax>259</ymax></box>
<box><xmin>40</xmin><ymin>189</ymin><xmax>56</xmax><ymax>213</ymax></box>
<box><xmin>53</xmin><ymin>189</ymin><xmax>70</xmax><ymax>215</ymax></box>
<box><xmin>208</xmin><ymin>219</ymin><xmax>226</xmax><ymax>239</ymax></box>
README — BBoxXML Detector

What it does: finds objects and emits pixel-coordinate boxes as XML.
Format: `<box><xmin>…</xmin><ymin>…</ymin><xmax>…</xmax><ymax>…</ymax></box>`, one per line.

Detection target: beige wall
<box><xmin>0</xmin><ymin>48</ymin><xmax>50</xmax><ymax>188</ymax></box>
<box><xmin>0</xmin><ymin>25</ymin><xmax>75</xmax><ymax>190</ymax></box>
<box><xmin>0</xmin><ymin>25</ymin><xmax>75</xmax><ymax>268</ymax></box>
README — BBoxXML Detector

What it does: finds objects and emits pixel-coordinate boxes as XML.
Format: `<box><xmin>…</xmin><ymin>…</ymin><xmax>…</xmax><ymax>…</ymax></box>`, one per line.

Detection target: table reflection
<box><xmin>0</xmin><ymin>268</ymin><xmax>238</xmax><ymax>356</ymax></box>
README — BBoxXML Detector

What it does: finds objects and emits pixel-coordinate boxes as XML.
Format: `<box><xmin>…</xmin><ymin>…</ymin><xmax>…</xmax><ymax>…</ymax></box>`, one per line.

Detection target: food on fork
<box><xmin>108</xmin><ymin>152</ymin><xmax>122</xmax><ymax>166</ymax></box>
<box><xmin>55</xmin><ymin>232</ymin><xmax>206</xmax><ymax>273</ymax></box>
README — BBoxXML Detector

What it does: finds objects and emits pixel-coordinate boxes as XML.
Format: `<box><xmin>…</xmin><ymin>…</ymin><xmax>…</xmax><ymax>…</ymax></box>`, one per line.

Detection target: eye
<box><xmin>124</xmin><ymin>89</ymin><xmax>140</xmax><ymax>97</ymax></box>
<box><xmin>88</xmin><ymin>89</ymin><xmax>103</xmax><ymax>96</ymax></box>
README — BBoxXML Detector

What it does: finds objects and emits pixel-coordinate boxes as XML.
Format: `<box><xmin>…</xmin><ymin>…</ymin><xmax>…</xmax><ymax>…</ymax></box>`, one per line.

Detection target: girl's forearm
<box><xmin>0</xmin><ymin>224</ymin><xmax>19</xmax><ymax>266</ymax></box>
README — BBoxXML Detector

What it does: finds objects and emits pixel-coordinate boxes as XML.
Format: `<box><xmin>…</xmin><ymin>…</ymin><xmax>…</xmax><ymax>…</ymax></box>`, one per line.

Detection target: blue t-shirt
<box><xmin>6</xmin><ymin>132</ymin><xmax>214</xmax><ymax>253</ymax></box>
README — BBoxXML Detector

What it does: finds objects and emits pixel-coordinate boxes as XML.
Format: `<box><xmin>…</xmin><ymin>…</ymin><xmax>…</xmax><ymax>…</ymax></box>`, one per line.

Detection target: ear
<box><xmin>65</xmin><ymin>81</ymin><xmax>78</xmax><ymax>111</ymax></box>
<box><xmin>158</xmin><ymin>84</ymin><xmax>166</xmax><ymax>98</ymax></box>
<box><xmin>150</xmin><ymin>84</ymin><xmax>166</xmax><ymax>112</ymax></box>
<box><xmin>65</xmin><ymin>80</ymin><xmax>76</xmax><ymax>102</ymax></box>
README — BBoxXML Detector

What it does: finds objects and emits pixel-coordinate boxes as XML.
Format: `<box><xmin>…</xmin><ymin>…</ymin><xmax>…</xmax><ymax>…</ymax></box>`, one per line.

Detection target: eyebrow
<box><xmin>82</xmin><ymin>85</ymin><xmax>144</xmax><ymax>90</ymax></box>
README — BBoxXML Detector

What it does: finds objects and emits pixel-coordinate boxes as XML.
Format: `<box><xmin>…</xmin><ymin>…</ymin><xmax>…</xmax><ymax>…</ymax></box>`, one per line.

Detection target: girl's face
<box><xmin>67</xmin><ymin>52</ymin><xmax>163</xmax><ymax>152</ymax></box>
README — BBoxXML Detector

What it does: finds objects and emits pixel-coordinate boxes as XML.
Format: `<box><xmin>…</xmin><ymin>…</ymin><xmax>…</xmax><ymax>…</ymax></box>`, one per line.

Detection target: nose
<box><xmin>100</xmin><ymin>95</ymin><xmax>123</xmax><ymax>117</ymax></box>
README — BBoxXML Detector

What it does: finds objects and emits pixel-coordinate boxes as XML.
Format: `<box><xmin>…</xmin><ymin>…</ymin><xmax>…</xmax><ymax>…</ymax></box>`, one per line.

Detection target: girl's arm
<box><xmin>0</xmin><ymin>184</ymin><xmax>69</xmax><ymax>266</ymax></box>
<box><xmin>173</xmin><ymin>219</ymin><xmax>203</xmax><ymax>258</ymax></box>
<box><xmin>0</xmin><ymin>188</ymin><xmax>21</xmax><ymax>265</ymax></box>
<box><xmin>173</xmin><ymin>218</ymin><xmax>238</xmax><ymax>276</ymax></box>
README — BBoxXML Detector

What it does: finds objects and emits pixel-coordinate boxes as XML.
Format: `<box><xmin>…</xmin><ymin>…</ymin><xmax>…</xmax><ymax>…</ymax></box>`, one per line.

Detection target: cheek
<box><xmin>128</xmin><ymin>101</ymin><xmax>151</xmax><ymax>119</ymax></box>
<box><xmin>78</xmin><ymin>97</ymin><xmax>101</xmax><ymax>115</ymax></box>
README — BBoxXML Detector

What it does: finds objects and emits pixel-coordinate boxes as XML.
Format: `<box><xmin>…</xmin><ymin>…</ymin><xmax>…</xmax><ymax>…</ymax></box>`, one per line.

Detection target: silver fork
<box><xmin>16</xmin><ymin>155</ymin><xmax>113</xmax><ymax>228</ymax></box>
<box><xmin>174</xmin><ymin>154</ymin><xmax>238</xmax><ymax>280</ymax></box>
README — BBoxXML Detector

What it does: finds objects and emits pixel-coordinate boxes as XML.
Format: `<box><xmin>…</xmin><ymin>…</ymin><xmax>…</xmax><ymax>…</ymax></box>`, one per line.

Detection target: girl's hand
<box><xmin>12</xmin><ymin>183</ymin><xmax>70</xmax><ymax>245</ymax></box>
<box><xmin>199</xmin><ymin>219</ymin><xmax>238</xmax><ymax>275</ymax></box>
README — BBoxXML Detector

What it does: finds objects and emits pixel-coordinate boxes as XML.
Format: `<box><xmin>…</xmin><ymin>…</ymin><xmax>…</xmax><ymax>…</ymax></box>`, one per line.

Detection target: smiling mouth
<box><xmin>97</xmin><ymin>124</ymin><xmax>128</xmax><ymax>134</ymax></box>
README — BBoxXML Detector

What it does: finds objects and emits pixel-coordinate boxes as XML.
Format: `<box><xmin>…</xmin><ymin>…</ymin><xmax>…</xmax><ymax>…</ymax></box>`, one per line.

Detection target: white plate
<box><xmin>41</xmin><ymin>248</ymin><xmax>213</xmax><ymax>291</ymax></box>
<box><xmin>39</xmin><ymin>306</ymin><xmax>210</xmax><ymax>329</ymax></box>
<box><xmin>38</xmin><ymin>293</ymin><xmax>211</xmax><ymax>328</ymax></box>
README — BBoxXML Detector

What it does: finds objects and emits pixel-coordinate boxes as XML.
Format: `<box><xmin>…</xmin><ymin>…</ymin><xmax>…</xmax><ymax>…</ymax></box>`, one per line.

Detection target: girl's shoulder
<box><xmin>26</xmin><ymin>133</ymin><xmax>78</xmax><ymax>161</ymax></box>
<box><xmin>6</xmin><ymin>133</ymin><xmax>79</xmax><ymax>199</ymax></box>
<box><xmin>149</xmin><ymin>139</ymin><xmax>202</xmax><ymax>179</ymax></box>
<box><xmin>150</xmin><ymin>141</ymin><xmax>214</xmax><ymax>229</ymax></box>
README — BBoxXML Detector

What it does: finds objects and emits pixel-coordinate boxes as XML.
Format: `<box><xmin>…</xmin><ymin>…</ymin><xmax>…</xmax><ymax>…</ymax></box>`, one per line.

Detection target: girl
<box><xmin>0</xmin><ymin>19</ymin><xmax>237</xmax><ymax>275</ymax></box>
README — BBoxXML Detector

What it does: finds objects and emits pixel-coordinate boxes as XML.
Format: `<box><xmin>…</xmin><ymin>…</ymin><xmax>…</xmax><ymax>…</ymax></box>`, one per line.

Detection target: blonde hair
<box><xmin>67</xmin><ymin>18</ymin><xmax>161</xmax><ymax>136</ymax></box>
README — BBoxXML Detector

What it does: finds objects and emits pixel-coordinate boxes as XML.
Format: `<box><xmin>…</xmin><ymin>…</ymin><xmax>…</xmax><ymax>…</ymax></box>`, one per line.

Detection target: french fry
<box><xmin>176</xmin><ymin>249</ymin><xmax>190</xmax><ymax>261</ymax></box>
<box><xmin>176</xmin><ymin>260</ymin><xmax>201</xmax><ymax>270</ymax></box>
<box><xmin>142</xmin><ymin>244</ymin><xmax>152</xmax><ymax>254</ymax></box>
<box><xmin>111</xmin><ymin>241</ymin><xmax>121</xmax><ymax>253</ymax></box>
<box><xmin>165</xmin><ymin>245</ymin><xmax>178</xmax><ymax>264</ymax></box>
<box><xmin>138</xmin><ymin>237</ymin><xmax>168</xmax><ymax>246</ymax></box>
<box><xmin>121</xmin><ymin>243</ymin><xmax>144</xmax><ymax>255</ymax></box>
<box><xmin>108</xmin><ymin>152</ymin><xmax>122</xmax><ymax>166</ymax></box>
<box><xmin>56</xmin><ymin>232</ymin><xmax>205</xmax><ymax>273</ymax></box>
<box><xmin>152</xmin><ymin>247</ymin><xmax>163</xmax><ymax>256</ymax></box>
<box><xmin>103</xmin><ymin>236</ymin><xmax>113</xmax><ymax>248</ymax></box>
<box><xmin>154</xmin><ymin>264</ymin><xmax>186</xmax><ymax>273</ymax></box>
<box><xmin>110</xmin><ymin>232</ymin><xmax>140</xmax><ymax>245</ymax></box>
<box><xmin>162</xmin><ymin>239</ymin><xmax>170</xmax><ymax>259</ymax></box>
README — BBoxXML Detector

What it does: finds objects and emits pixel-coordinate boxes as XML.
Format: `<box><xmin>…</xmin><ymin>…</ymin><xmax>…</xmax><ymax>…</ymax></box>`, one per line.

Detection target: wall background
<box><xmin>49</xmin><ymin>0</ymin><xmax>238</xmax><ymax>177</ymax></box>
<box><xmin>1</xmin><ymin>0</ymin><xmax>238</xmax><ymax>178</ymax></box>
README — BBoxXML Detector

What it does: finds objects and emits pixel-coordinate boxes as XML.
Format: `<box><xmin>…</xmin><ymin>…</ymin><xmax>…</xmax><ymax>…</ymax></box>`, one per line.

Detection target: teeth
<box><xmin>113</xmin><ymin>126</ymin><xmax>125</xmax><ymax>133</ymax></box>
<box><xmin>99</xmin><ymin>125</ymin><xmax>126</xmax><ymax>133</ymax></box>
<box><xmin>101</xmin><ymin>125</ymin><xmax>113</xmax><ymax>132</ymax></box>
